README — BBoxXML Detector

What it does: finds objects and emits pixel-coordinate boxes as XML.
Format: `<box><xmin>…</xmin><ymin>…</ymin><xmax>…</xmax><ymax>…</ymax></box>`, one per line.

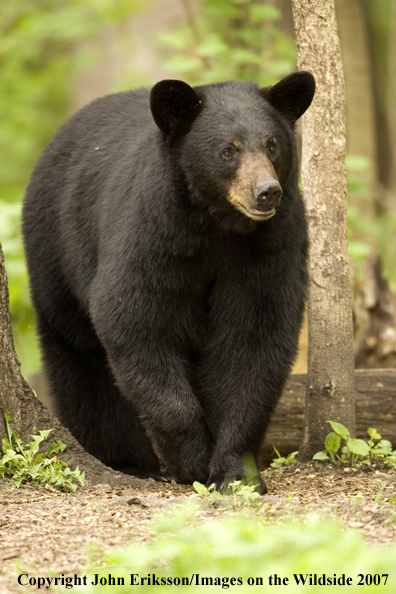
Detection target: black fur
<box><xmin>22</xmin><ymin>72</ymin><xmax>315</xmax><ymax>493</ymax></box>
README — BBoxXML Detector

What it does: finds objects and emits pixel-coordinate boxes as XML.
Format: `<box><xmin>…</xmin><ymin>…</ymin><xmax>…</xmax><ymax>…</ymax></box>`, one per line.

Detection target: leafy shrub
<box><xmin>313</xmin><ymin>421</ymin><xmax>396</xmax><ymax>468</ymax></box>
<box><xmin>0</xmin><ymin>408</ymin><xmax>84</xmax><ymax>492</ymax></box>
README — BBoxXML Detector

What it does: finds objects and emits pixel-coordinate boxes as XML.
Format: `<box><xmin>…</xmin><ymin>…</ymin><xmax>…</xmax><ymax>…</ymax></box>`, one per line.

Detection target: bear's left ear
<box><xmin>150</xmin><ymin>80</ymin><xmax>201</xmax><ymax>136</ymax></box>
<box><xmin>261</xmin><ymin>71</ymin><xmax>315</xmax><ymax>125</ymax></box>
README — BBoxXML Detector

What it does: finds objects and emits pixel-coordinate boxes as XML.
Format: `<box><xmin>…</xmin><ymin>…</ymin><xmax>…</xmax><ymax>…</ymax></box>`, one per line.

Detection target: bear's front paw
<box><xmin>169</xmin><ymin>460</ymin><xmax>209</xmax><ymax>486</ymax></box>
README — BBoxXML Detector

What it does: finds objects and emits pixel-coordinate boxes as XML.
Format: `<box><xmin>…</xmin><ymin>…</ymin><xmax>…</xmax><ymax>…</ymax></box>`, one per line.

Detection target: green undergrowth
<box><xmin>191</xmin><ymin>480</ymin><xmax>262</xmax><ymax>509</ymax></box>
<box><xmin>313</xmin><ymin>422</ymin><xmax>396</xmax><ymax>469</ymax></box>
<box><xmin>270</xmin><ymin>447</ymin><xmax>298</xmax><ymax>469</ymax></box>
<box><xmin>69</xmin><ymin>503</ymin><xmax>396</xmax><ymax>593</ymax></box>
<box><xmin>0</xmin><ymin>408</ymin><xmax>84</xmax><ymax>492</ymax></box>
<box><xmin>270</xmin><ymin>422</ymin><xmax>396</xmax><ymax>471</ymax></box>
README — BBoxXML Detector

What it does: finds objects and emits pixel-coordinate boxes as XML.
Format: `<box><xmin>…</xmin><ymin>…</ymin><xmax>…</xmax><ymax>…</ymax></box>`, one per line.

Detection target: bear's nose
<box><xmin>254</xmin><ymin>181</ymin><xmax>283</xmax><ymax>210</ymax></box>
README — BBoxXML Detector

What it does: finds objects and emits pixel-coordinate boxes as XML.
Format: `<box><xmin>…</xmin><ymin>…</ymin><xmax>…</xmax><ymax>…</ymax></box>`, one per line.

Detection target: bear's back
<box><xmin>50</xmin><ymin>87</ymin><xmax>154</xmax><ymax>156</ymax></box>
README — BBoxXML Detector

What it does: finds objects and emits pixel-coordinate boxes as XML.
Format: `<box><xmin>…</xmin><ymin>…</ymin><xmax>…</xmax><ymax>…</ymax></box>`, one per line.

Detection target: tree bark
<box><xmin>0</xmin><ymin>243</ymin><xmax>149</xmax><ymax>488</ymax></box>
<box><xmin>291</xmin><ymin>0</ymin><xmax>356</xmax><ymax>459</ymax></box>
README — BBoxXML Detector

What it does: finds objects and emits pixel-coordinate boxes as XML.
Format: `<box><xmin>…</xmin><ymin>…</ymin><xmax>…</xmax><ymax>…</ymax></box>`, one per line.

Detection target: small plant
<box><xmin>285</xmin><ymin>493</ymin><xmax>299</xmax><ymax>502</ymax></box>
<box><xmin>191</xmin><ymin>481</ymin><xmax>224</xmax><ymax>506</ymax></box>
<box><xmin>192</xmin><ymin>480</ymin><xmax>261</xmax><ymax>509</ymax></box>
<box><xmin>270</xmin><ymin>447</ymin><xmax>298</xmax><ymax>469</ymax></box>
<box><xmin>228</xmin><ymin>480</ymin><xmax>261</xmax><ymax>509</ymax></box>
<box><xmin>375</xmin><ymin>484</ymin><xmax>387</xmax><ymax>505</ymax></box>
<box><xmin>0</xmin><ymin>408</ymin><xmax>84</xmax><ymax>492</ymax></box>
<box><xmin>313</xmin><ymin>421</ymin><xmax>396</xmax><ymax>468</ymax></box>
<box><xmin>352</xmin><ymin>492</ymin><xmax>366</xmax><ymax>505</ymax></box>
<box><xmin>367</xmin><ymin>428</ymin><xmax>395</xmax><ymax>466</ymax></box>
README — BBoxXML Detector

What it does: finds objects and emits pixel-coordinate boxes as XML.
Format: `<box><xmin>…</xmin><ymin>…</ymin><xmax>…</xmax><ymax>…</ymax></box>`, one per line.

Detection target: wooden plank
<box><xmin>261</xmin><ymin>369</ymin><xmax>396</xmax><ymax>463</ymax></box>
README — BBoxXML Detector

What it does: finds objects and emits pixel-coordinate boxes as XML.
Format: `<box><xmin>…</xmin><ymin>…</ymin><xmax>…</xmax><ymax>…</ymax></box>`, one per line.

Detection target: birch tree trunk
<box><xmin>291</xmin><ymin>0</ymin><xmax>356</xmax><ymax>458</ymax></box>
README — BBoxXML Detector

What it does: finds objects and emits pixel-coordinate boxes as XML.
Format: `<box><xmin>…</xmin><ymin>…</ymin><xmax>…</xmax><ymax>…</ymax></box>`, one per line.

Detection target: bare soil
<box><xmin>1</xmin><ymin>462</ymin><xmax>396</xmax><ymax>593</ymax></box>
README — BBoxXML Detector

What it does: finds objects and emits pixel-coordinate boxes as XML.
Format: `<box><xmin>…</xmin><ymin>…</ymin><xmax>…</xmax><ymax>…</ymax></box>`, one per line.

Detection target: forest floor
<box><xmin>1</xmin><ymin>461</ymin><xmax>396</xmax><ymax>593</ymax></box>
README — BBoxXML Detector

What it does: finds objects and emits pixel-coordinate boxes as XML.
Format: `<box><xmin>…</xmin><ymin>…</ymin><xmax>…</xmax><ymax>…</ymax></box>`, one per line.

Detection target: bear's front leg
<box><xmin>106</xmin><ymin>344</ymin><xmax>213</xmax><ymax>485</ymax></box>
<box><xmin>198</xmin><ymin>268</ymin><xmax>305</xmax><ymax>495</ymax></box>
<box><xmin>90</xmin><ymin>284</ymin><xmax>213</xmax><ymax>485</ymax></box>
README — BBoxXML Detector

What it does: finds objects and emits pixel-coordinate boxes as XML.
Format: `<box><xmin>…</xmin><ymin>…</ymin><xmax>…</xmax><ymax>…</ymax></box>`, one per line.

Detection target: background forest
<box><xmin>1</xmin><ymin>0</ymin><xmax>396</xmax><ymax>396</ymax></box>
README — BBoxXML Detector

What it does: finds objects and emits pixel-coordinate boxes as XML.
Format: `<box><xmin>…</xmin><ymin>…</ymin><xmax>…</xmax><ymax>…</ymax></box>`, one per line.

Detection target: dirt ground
<box><xmin>1</xmin><ymin>461</ymin><xmax>396</xmax><ymax>594</ymax></box>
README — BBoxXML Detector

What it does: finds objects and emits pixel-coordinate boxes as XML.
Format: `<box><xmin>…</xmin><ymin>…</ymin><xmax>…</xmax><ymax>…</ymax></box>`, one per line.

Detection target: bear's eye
<box><xmin>267</xmin><ymin>138</ymin><xmax>277</xmax><ymax>154</ymax></box>
<box><xmin>221</xmin><ymin>147</ymin><xmax>236</xmax><ymax>161</ymax></box>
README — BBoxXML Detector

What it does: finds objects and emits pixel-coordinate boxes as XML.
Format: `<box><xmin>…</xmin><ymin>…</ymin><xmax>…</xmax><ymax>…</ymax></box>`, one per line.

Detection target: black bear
<box><xmin>22</xmin><ymin>71</ymin><xmax>315</xmax><ymax>493</ymax></box>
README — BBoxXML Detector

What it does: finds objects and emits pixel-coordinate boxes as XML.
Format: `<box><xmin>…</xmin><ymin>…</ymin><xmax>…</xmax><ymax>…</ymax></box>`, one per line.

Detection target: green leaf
<box><xmin>211</xmin><ymin>491</ymin><xmax>224</xmax><ymax>501</ymax></box>
<box><xmin>312</xmin><ymin>451</ymin><xmax>329</xmax><ymax>461</ymax></box>
<box><xmin>325</xmin><ymin>432</ymin><xmax>341</xmax><ymax>453</ymax></box>
<box><xmin>193</xmin><ymin>481</ymin><xmax>209</xmax><ymax>494</ymax></box>
<box><xmin>230</xmin><ymin>48</ymin><xmax>262</xmax><ymax>66</ymax></box>
<box><xmin>249</xmin><ymin>5</ymin><xmax>281</xmax><ymax>23</ymax></box>
<box><xmin>327</xmin><ymin>421</ymin><xmax>350</xmax><ymax>440</ymax></box>
<box><xmin>346</xmin><ymin>154</ymin><xmax>370</xmax><ymax>172</ymax></box>
<box><xmin>198</xmin><ymin>36</ymin><xmax>228</xmax><ymax>58</ymax></box>
<box><xmin>45</xmin><ymin>440</ymin><xmax>67</xmax><ymax>457</ymax></box>
<box><xmin>204</xmin><ymin>0</ymin><xmax>241</xmax><ymax>18</ymax></box>
<box><xmin>162</xmin><ymin>56</ymin><xmax>202</xmax><ymax>74</ymax></box>
<box><xmin>372</xmin><ymin>441</ymin><xmax>393</xmax><ymax>456</ymax></box>
<box><xmin>368</xmin><ymin>428</ymin><xmax>381</xmax><ymax>440</ymax></box>
<box><xmin>157</xmin><ymin>30</ymin><xmax>192</xmax><ymax>51</ymax></box>
<box><xmin>347</xmin><ymin>439</ymin><xmax>371</xmax><ymax>457</ymax></box>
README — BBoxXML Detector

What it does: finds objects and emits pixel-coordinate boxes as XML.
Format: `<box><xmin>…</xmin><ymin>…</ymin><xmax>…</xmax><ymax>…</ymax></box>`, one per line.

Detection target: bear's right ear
<box><xmin>150</xmin><ymin>80</ymin><xmax>201</xmax><ymax>136</ymax></box>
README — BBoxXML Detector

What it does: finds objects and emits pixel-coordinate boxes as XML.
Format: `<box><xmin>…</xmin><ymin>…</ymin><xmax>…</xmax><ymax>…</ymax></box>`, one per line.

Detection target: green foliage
<box><xmin>0</xmin><ymin>408</ymin><xmax>84</xmax><ymax>492</ymax></box>
<box><xmin>0</xmin><ymin>0</ymin><xmax>141</xmax><ymax>376</ymax></box>
<box><xmin>346</xmin><ymin>153</ymin><xmax>396</xmax><ymax>289</ymax></box>
<box><xmin>346</xmin><ymin>154</ymin><xmax>377</xmax><ymax>267</ymax></box>
<box><xmin>228</xmin><ymin>479</ymin><xmax>261</xmax><ymax>508</ymax></box>
<box><xmin>191</xmin><ymin>481</ymin><xmax>224</xmax><ymax>506</ymax></box>
<box><xmin>159</xmin><ymin>0</ymin><xmax>296</xmax><ymax>86</ymax></box>
<box><xmin>192</xmin><ymin>479</ymin><xmax>261</xmax><ymax>509</ymax></box>
<box><xmin>313</xmin><ymin>421</ymin><xmax>396</xmax><ymax>468</ymax></box>
<box><xmin>378</xmin><ymin>209</ymin><xmax>396</xmax><ymax>293</ymax></box>
<box><xmin>270</xmin><ymin>446</ymin><xmax>298</xmax><ymax>469</ymax></box>
<box><xmin>74</xmin><ymin>504</ymin><xmax>395</xmax><ymax>593</ymax></box>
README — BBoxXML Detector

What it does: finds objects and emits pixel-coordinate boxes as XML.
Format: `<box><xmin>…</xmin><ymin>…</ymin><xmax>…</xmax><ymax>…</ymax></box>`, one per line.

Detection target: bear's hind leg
<box><xmin>37</xmin><ymin>317</ymin><xmax>161</xmax><ymax>479</ymax></box>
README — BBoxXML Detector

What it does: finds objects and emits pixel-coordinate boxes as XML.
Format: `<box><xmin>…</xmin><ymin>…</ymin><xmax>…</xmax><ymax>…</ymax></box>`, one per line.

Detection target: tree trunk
<box><xmin>291</xmin><ymin>0</ymin><xmax>356</xmax><ymax>459</ymax></box>
<box><xmin>0</xmin><ymin>243</ymin><xmax>148</xmax><ymax>488</ymax></box>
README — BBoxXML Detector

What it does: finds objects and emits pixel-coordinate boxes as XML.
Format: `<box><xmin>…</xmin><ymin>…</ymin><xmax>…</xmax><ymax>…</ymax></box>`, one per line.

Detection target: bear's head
<box><xmin>150</xmin><ymin>72</ymin><xmax>315</xmax><ymax>233</ymax></box>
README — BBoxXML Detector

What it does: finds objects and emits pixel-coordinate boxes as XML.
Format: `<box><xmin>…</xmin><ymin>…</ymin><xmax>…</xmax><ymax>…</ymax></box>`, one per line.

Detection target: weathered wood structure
<box><xmin>262</xmin><ymin>369</ymin><xmax>396</xmax><ymax>464</ymax></box>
